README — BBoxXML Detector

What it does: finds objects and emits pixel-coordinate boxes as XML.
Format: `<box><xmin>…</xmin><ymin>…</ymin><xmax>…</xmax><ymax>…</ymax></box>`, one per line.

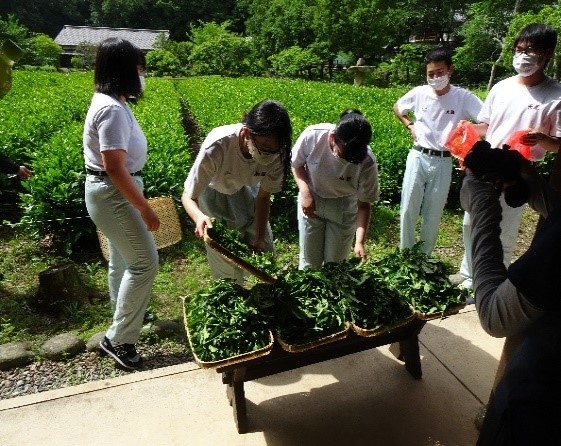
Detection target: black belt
<box><xmin>86</xmin><ymin>168</ymin><xmax>142</xmax><ymax>177</ymax></box>
<box><xmin>413</xmin><ymin>146</ymin><xmax>451</xmax><ymax>157</ymax></box>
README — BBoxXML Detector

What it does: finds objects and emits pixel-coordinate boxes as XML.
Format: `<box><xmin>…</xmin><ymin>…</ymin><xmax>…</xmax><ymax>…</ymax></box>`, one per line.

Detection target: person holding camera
<box><xmin>454</xmin><ymin>23</ymin><xmax>561</xmax><ymax>290</ymax></box>
<box><xmin>460</xmin><ymin>146</ymin><xmax>561</xmax><ymax>445</ymax></box>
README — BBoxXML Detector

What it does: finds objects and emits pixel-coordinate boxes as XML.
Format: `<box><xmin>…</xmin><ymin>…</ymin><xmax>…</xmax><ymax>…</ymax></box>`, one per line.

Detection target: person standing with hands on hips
<box><xmin>84</xmin><ymin>38</ymin><xmax>160</xmax><ymax>371</ymax></box>
<box><xmin>454</xmin><ymin>23</ymin><xmax>561</xmax><ymax>290</ymax></box>
<box><xmin>182</xmin><ymin>100</ymin><xmax>292</xmax><ymax>284</ymax></box>
<box><xmin>394</xmin><ymin>47</ymin><xmax>482</xmax><ymax>256</ymax></box>
<box><xmin>291</xmin><ymin>109</ymin><xmax>379</xmax><ymax>270</ymax></box>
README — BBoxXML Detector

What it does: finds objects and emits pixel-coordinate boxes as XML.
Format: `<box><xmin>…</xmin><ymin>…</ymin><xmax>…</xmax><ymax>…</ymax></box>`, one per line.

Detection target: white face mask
<box><xmin>512</xmin><ymin>54</ymin><xmax>540</xmax><ymax>77</ymax></box>
<box><xmin>139</xmin><ymin>75</ymin><xmax>146</xmax><ymax>92</ymax></box>
<box><xmin>332</xmin><ymin>148</ymin><xmax>350</xmax><ymax>165</ymax></box>
<box><xmin>427</xmin><ymin>74</ymin><xmax>449</xmax><ymax>91</ymax></box>
<box><xmin>247</xmin><ymin>138</ymin><xmax>280</xmax><ymax>166</ymax></box>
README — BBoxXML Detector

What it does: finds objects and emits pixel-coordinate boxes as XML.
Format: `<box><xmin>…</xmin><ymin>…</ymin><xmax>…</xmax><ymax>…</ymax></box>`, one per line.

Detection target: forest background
<box><xmin>1</xmin><ymin>0</ymin><xmax>561</xmax><ymax>89</ymax></box>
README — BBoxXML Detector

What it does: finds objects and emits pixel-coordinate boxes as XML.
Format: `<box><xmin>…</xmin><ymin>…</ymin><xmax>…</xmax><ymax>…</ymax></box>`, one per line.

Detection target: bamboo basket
<box><xmin>275</xmin><ymin>324</ymin><xmax>349</xmax><ymax>353</ymax></box>
<box><xmin>351</xmin><ymin>313</ymin><xmax>416</xmax><ymax>337</ymax></box>
<box><xmin>97</xmin><ymin>196</ymin><xmax>182</xmax><ymax>261</ymax></box>
<box><xmin>414</xmin><ymin>302</ymin><xmax>467</xmax><ymax>321</ymax></box>
<box><xmin>203</xmin><ymin>227</ymin><xmax>276</xmax><ymax>284</ymax></box>
<box><xmin>181</xmin><ymin>297</ymin><xmax>274</xmax><ymax>369</ymax></box>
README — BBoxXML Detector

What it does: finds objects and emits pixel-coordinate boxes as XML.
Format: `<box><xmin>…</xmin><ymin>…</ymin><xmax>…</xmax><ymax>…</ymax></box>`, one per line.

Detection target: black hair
<box><xmin>514</xmin><ymin>23</ymin><xmax>557</xmax><ymax>52</ymax></box>
<box><xmin>424</xmin><ymin>47</ymin><xmax>452</xmax><ymax>67</ymax></box>
<box><xmin>340</xmin><ymin>108</ymin><xmax>363</xmax><ymax>119</ymax></box>
<box><xmin>242</xmin><ymin>99</ymin><xmax>293</xmax><ymax>186</ymax></box>
<box><xmin>333</xmin><ymin>110</ymin><xmax>372</xmax><ymax>164</ymax></box>
<box><xmin>94</xmin><ymin>38</ymin><xmax>143</xmax><ymax>98</ymax></box>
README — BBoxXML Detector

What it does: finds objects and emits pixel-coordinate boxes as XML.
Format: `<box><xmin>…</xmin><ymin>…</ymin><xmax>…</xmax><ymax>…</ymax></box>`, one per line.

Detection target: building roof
<box><xmin>54</xmin><ymin>25</ymin><xmax>169</xmax><ymax>53</ymax></box>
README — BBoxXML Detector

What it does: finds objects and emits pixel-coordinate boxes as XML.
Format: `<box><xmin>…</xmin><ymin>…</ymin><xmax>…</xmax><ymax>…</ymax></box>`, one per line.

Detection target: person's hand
<box><xmin>354</xmin><ymin>242</ymin><xmax>367</xmax><ymax>262</ymax></box>
<box><xmin>522</xmin><ymin>130</ymin><xmax>544</xmax><ymax>146</ymax></box>
<box><xmin>140</xmin><ymin>206</ymin><xmax>160</xmax><ymax>232</ymax></box>
<box><xmin>17</xmin><ymin>166</ymin><xmax>31</xmax><ymax>179</ymax></box>
<box><xmin>407</xmin><ymin>123</ymin><xmax>417</xmax><ymax>141</ymax></box>
<box><xmin>300</xmin><ymin>191</ymin><xmax>316</xmax><ymax>219</ymax></box>
<box><xmin>251</xmin><ymin>238</ymin><xmax>266</xmax><ymax>252</ymax></box>
<box><xmin>193</xmin><ymin>214</ymin><xmax>212</xmax><ymax>238</ymax></box>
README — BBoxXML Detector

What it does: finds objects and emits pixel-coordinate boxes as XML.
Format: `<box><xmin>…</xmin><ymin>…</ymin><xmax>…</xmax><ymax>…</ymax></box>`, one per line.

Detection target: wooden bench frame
<box><xmin>216</xmin><ymin>318</ymin><xmax>427</xmax><ymax>433</ymax></box>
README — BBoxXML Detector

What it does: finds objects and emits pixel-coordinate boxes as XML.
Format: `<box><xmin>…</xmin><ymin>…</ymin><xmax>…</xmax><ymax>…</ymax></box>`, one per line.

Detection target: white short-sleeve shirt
<box><xmin>478</xmin><ymin>76</ymin><xmax>561</xmax><ymax>160</ymax></box>
<box><xmin>395</xmin><ymin>85</ymin><xmax>483</xmax><ymax>150</ymax></box>
<box><xmin>184</xmin><ymin>124</ymin><xmax>284</xmax><ymax>198</ymax></box>
<box><xmin>291</xmin><ymin>124</ymin><xmax>379</xmax><ymax>203</ymax></box>
<box><xmin>83</xmin><ymin>93</ymin><xmax>147</xmax><ymax>173</ymax></box>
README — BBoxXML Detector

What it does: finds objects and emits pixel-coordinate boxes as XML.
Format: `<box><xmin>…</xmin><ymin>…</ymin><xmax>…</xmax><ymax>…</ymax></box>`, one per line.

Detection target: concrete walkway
<box><xmin>0</xmin><ymin>306</ymin><xmax>503</xmax><ymax>446</ymax></box>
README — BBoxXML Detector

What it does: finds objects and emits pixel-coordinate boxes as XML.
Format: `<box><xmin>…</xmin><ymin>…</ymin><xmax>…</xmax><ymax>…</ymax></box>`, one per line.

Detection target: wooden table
<box><xmin>216</xmin><ymin>318</ymin><xmax>427</xmax><ymax>433</ymax></box>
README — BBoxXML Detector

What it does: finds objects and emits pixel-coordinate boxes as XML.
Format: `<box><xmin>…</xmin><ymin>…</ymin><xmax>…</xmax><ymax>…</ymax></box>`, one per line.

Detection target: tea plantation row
<box><xmin>0</xmin><ymin>71</ymin><xmax>461</xmax><ymax>253</ymax></box>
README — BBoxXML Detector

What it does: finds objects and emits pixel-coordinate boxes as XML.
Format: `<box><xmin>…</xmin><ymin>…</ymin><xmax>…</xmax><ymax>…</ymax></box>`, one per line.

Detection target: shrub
<box><xmin>21</xmin><ymin>34</ymin><xmax>61</xmax><ymax>67</ymax></box>
<box><xmin>16</xmin><ymin>75</ymin><xmax>191</xmax><ymax>253</ymax></box>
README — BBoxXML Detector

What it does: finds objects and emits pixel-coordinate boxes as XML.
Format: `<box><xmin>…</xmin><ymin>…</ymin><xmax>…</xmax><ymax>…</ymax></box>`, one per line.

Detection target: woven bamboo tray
<box><xmin>275</xmin><ymin>324</ymin><xmax>349</xmax><ymax>353</ymax></box>
<box><xmin>351</xmin><ymin>312</ymin><xmax>416</xmax><ymax>337</ymax></box>
<box><xmin>203</xmin><ymin>227</ymin><xmax>276</xmax><ymax>284</ymax></box>
<box><xmin>181</xmin><ymin>297</ymin><xmax>274</xmax><ymax>369</ymax></box>
<box><xmin>414</xmin><ymin>302</ymin><xmax>467</xmax><ymax>321</ymax></box>
<box><xmin>97</xmin><ymin>196</ymin><xmax>182</xmax><ymax>261</ymax></box>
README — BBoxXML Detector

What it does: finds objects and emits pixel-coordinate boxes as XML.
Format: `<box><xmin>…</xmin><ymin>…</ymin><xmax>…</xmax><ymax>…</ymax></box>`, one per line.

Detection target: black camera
<box><xmin>463</xmin><ymin>141</ymin><xmax>530</xmax><ymax>208</ymax></box>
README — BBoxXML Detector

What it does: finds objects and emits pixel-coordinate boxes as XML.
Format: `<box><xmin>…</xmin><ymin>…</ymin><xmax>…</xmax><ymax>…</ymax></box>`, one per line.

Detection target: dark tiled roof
<box><xmin>54</xmin><ymin>25</ymin><xmax>169</xmax><ymax>51</ymax></box>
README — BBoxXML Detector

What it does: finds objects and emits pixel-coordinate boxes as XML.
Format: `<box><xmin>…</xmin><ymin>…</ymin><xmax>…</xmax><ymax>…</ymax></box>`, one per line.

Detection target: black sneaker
<box><xmin>143</xmin><ymin>311</ymin><xmax>157</xmax><ymax>323</ymax></box>
<box><xmin>99</xmin><ymin>336</ymin><xmax>143</xmax><ymax>370</ymax></box>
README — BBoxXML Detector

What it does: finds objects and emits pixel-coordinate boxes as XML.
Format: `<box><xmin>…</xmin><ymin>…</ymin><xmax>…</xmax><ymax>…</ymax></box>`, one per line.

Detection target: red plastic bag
<box><xmin>506</xmin><ymin>130</ymin><xmax>532</xmax><ymax>160</ymax></box>
<box><xmin>444</xmin><ymin>122</ymin><xmax>480</xmax><ymax>161</ymax></box>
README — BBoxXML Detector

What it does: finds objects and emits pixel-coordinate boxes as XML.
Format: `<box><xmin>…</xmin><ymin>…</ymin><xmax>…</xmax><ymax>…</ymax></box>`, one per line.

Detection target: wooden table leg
<box><xmin>388</xmin><ymin>342</ymin><xmax>404</xmax><ymax>361</ymax></box>
<box><xmin>400</xmin><ymin>335</ymin><xmax>422</xmax><ymax>379</ymax></box>
<box><xmin>223</xmin><ymin>368</ymin><xmax>249</xmax><ymax>433</ymax></box>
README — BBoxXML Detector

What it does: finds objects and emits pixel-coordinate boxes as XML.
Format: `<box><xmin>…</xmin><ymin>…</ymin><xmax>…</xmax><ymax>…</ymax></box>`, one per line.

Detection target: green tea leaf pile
<box><xmin>375</xmin><ymin>243</ymin><xmax>467</xmax><ymax>315</ymax></box>
<box><xmin>269</xmin><ymin>267</ymin><xmax>347</xmax><ymax>345</ymax></box>
<box><xmin>186</xmin><ymin>279</ymin><xmax>271</xmax><ymax>362</ymax></box>
<box><xmin>207</xmin><ymin>219</ymin><xmax>277</xmax><ymax>275</ymax></box>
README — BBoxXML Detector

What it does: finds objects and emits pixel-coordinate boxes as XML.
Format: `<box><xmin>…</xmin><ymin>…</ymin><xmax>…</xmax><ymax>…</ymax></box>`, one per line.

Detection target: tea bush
<box><xmin>11</xmin><ymin>73</ymin><xmax>190</xmax><ymax>252</ymax></box>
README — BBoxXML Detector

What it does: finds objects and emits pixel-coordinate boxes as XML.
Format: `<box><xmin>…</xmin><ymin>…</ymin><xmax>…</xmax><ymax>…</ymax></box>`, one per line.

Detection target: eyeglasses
<box><xmin>250</xmin><ymin>134</ymin><xmax>281</xmax><ymax>156</ymax></box>
<box><xmin>513</xmin><ymin>46</ymin><xmax>541</xmax><ymax>57</ymax></box>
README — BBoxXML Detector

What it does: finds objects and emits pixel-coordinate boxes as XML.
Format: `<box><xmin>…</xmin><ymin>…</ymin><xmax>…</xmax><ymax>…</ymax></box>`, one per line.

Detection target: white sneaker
<box><xmin>460</xmin><ymin>278</ymin><xmax>473</xmax><ymax>290</ymax></box>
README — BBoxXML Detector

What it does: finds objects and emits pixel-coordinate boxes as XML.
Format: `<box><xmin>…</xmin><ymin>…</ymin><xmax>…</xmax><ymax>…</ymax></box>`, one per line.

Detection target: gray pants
<box><xmin>297</xmin><ymin>193</ymin><xmax>357</xmax><ymax>269</ymax></box>
<box><xmin>85</xmin><ymin>175</ymin><xmax>159</xmax><ymax>344</ymax></box>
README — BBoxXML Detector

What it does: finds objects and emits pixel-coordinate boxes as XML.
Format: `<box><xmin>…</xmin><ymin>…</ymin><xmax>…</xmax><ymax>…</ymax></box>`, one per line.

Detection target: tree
<box><xmin>70</xmin><ymin>42</ymin><xmax>97</xmax><ymax>70</ymax></box>
<box><xmin>245</xmin><ymin>0</ymin><xmax>317</xmax><ymax>68</ymax></box>
<box><xmin>0</xmin><ymin>0</ymin><xmax>89</xmax><ymax>38</ymax></box>
<box><xmin>454</xmin><ymin>0</ymin><xmax>553</xmax><ymax>89</ymax></box>
<box><xmin>386</xmin><ymin>43</ymin><xmax>434</xmax><ymax>85</ymax></box>
<box><xmin>20</xmin><ymin>34</ymin><xmax>62</xmax><ymax>67</ymax></box>
<box><xmin>0</xmin><ymin>14</ymin><xmax>29</xmax><ymax>44</ymax></box>
<box><xmin>187</xmin><ymin>22</ymin><xmax>253</xmax><ymax>77</ymax></box>
<box><xmin>145</xmin><ymin>49</ymin><xmax>183</xmax><ymax>77</ymax></box>
<box><xmin>268</xmin><ymin>46</ymin><xmax>322</xmax><ymax>79</ymax></box>
<box><xmin>314</xmin><ymin>0</ymin><xmax>387</xmax><ymax>62</ymax></box>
